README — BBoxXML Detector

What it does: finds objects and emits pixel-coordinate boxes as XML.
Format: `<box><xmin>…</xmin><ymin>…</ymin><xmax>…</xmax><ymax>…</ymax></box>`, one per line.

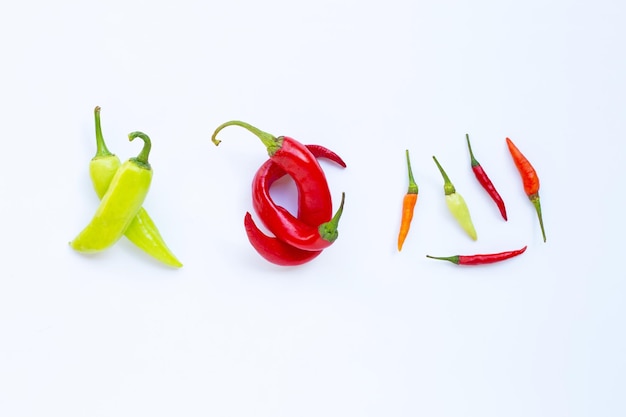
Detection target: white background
<box><xmin>1</xmin><ymin>0</ymin><xmax>624</xmax><ymax>416</ymax></box>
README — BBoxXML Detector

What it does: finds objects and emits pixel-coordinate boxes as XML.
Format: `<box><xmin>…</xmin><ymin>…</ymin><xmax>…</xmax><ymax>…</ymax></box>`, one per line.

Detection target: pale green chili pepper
<box><xmin>70</xmin><ymin>131</ymin><xmax>154</xmax><ymax>253</ymax></box>
<box><xmin>432</xmin><ymin>155</ymin><xmax>477</xmax><ymax>241</ymax></box>
<box><xmin>86</xmin><ymin>107</ymin><xmax>182</xmax><ymax>267</ymax></box>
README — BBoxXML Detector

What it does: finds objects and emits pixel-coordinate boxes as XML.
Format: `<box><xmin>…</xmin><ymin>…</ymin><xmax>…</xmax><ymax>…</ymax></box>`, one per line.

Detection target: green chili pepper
<box><xmin>70</xmin><ymin>130</ymin><xmax>154</xmax><ymax>253</ymax></box>
<box><xmin>85</xmin><ymin>107</ymin><xmax>182</xmax><ymax>267</ymax></box>
<box><xmin>432</xmin><ymin>155</ymin><xmax>477</xmax><ymax>241</ymax></box>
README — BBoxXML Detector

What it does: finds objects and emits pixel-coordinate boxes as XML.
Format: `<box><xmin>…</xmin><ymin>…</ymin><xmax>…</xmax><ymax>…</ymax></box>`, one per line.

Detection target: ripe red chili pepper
<box><xmin>465</xmin><ymin>134</ymin><xmax>508</xmax><ymax>221</ymax></box>
<box><xmin>252</xmin><ymin>161</ymin><xmax>345</xmax><ymax>251</ymax></box>
<box><xmin>212</xmin><ymin>120</ymin><xmax>333</xmax><ymax>222</ymax></box>
<box><xmin>244</xmin><ymin>145</ymin><xmax>346</xmax><ymax>266</ymax></box>
<box><xmin>506</xmin><ymin>137</ymin><xmax>546</xmax><ymax>242</ymax></box>
<box><xmin>244</xmin><ymin>213</ymin><xmax>321</xmax><ymax>266</ymax></box>
<box><xmin>426</xmin><ymin>246</ymin><xmax>527</xmax><ymax>265</ymax></box>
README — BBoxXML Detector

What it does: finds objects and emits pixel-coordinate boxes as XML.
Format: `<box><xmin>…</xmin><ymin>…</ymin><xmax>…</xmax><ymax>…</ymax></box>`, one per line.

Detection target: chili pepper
<box><xmin>465</xmin><ymin>134</ymin><xmax>507</xmax><ymax>221</ymax></box>
<box><xmin>426</xmin><ymin>245</ymin><xmax>527</xmax><ymax>265</ymax></box>
<box><xmin>432</xmin><ymin>155</ymin><xmax>477</xmax><ymax>241</ymax></box>
<box><xmin>88</xmin><ymin>107</ymin><xmax>182</xmax><ymax>267</ymax></box>
<box><xmin>245</xmin><ymin>145</ymin><xmax>346</xmax><ymax>266</ymax></box>
<box><xmin>252</xmin><ymin>154</ymin><xmax>345</xmax><ymax>251</ymax></box>
<box><xmin>301</xmin><ymin>145</ymin><xmax>346</xmax><ymax>168</ymax></box>
<box><xmin>70</xmin><ymin>131</ymin><xmax>153</xmax><ymax>252</ymax></box>
<box><xmin>506</xmin><ymin>137</ymin><xmax>546</xmax><ymax>242</ymax></box>
<box><xmin>212</xmin><ymin>120</ymin><xmax>333</xmax><ymax>222</ymax></box>
<box><xmin>244</xmin><ymin>213</ymin><xmax>321</xmax><ymax>266</ymax></box>
<box><xmin>397</xmin><ymin>149</ymin><xmax>418</xmax><ymax>251</ymax></box>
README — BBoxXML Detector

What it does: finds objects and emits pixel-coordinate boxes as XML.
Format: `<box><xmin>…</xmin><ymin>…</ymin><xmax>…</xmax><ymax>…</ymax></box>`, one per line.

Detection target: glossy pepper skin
<box><xmin>506</xmin><ymin>137</ymin><xmax>546</xmax><ymax>242</ymax></box>
<box><xmin>397</xmin><ymin>149</ymin><xmax>419</xmax><ymax>251</ymax></box>
<box><xmin>252</xmin><ymin>160</ymin><xmax>345</xmax><ymax>251</ymax></box>
<box><xmin>70</xmin><ymin>132</ymin><xmax>153</xmax><ymax>253</ymax></box>
<box><xmin>465</xmin><ymin>134</ymin><xmax>507</xmax><ymax>221</ymax></box>
<box><xmin>244</xmin><ymin>145</ymin><xmax>346</xmax><ymax>266</ymax></box>
<box><xmin>212</xmin><ymin>120</ymin><xmax>333</xmax><ymax>223</ymax></box>
<box><xmin>426</xmin><ymin>246</ymin><xmax>527</xmax><ymax>265</ymax></box>
<box><xmin>432</xmin><ymin>155</ymin><xmax>477</xmax><ymax>241</ymax></box>
<box><xmin>88</xmin><ymin>107</ymin><xmax>182</xmax><ymax>267</ymax></box>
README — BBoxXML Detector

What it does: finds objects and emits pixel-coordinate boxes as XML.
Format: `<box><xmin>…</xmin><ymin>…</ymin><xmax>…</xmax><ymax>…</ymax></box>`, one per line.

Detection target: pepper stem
<box><xmin>465</xmin><ymin>134</ymin><xmax>480</xmax><ymax>168</ymax></box>
<box><xmin>211</xmin><ymin>120</ymin><xmax>282</xmax><ymax>156</ymax></box>
<box><xmin>432</xmin><ymin>156</ymin><xmax>456</xmax><ymax>195</ymax></box>
<box><xmin>127</xmin><ymin>131</ymin><xmax>152</xmax><ymax>169</ymax></box>
<box><xmin>530</xmin><ymin>194</ymin><xmax>546</xmax><ymax>242</ymax></box>
<box><xmin>425</xmin><ymin>254</ymin><xmax>460</xmax><ymax>264</ymax></box>
<box><xmin>318</xmin><ymin>192</ymin><xmax>346</xmax><ymax>243</ymax></box>
<box><xmin>93</xmin><ymin>106</ymin><xmax>113</xmax><ymax>158</ymax></box>
<box><xmin>406</xmin><ymin>149</ymin><xmax>418</xmax><ymax>194</ymax></box>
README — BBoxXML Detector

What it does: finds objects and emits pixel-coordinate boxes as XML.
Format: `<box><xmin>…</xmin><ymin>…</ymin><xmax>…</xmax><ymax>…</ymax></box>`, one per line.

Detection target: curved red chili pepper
<box><xmin>244</xmin><ymin>145</ymin><xmax>346</xmax><ymax>265</ymax></box>
<box><xmin>244</xmin><ymin>212</ymin><xmax>321</xmax><ymax>266</ymax></box>
<box><xmin>426</xmin><ymin>246</ymin><xmax>527</xmax><ymax>265</ymax></box>
<box><xmin>465</xmin><ymin>134</ymin><xmax>507</xmax><ymax>221</ymax></box>
<box><xmin>212</xmin><ymin>120</ymin><xmax>333</xmax><ymax>222</ymax></box>
<box><xmin>252</xmin><ymin>157</ymin><xmax>345</xmax><ymax>250</ymax></box>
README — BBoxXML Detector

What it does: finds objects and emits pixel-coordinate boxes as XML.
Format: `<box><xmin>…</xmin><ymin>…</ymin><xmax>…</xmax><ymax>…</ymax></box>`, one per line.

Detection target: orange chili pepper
<box><xmin>506</xmin><ymin>137</ymin><xmax>546</xmax><ymax>242</ymax></box>
<box><xmin>397</xmin><ymin>149</ymin><xmax>419</xmax><ymax>251</ymax></box>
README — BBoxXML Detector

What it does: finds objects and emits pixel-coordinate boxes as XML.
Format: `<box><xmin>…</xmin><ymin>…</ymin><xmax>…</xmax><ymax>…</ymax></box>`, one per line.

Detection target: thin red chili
<box><xmin>212</xmin><ymin>120</ymin><xmax>333</xmax><ymax>222</ymax></box>
<box><xmin>426</xmin><ymin>246</ymin><xmax>527</xmax><ymax>265</ymax></box>
<box><xmin>466</xmin><ymin>134</ymin><xmax>507</xmax><ymax>221</ymax></box>
<box><xmin>245</xmin><ymin>145</ymin><xmax>346</xmax><ymax>265</ymax></box>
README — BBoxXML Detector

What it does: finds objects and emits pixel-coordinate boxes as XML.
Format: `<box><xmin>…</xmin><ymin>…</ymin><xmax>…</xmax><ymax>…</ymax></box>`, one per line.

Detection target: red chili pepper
<box><xmin>244</xmin><ymin>213</ymin><xmax>321</xmax><ymax>266</ymax></box>
<box><xmin>465</xmin><ymin>134</ymin><xmax>507</xmax><ymax>221</ymax></box>
<box><xmin>252</xmin><ymin>160</ymin><xmax>345</xmax><ymax>251</ymax></box>
<box><xmin>212</xmin><ymin>120</ymin><xmax>333</xmax><ymax>222</ymax></box>
<box><xmin>244</xmin><ymin>145</ymin><xmax>346</xmax><ymax>266</ymax></box>
<box><xmin>506</xmin><ymin>137</ymin><xmax>546</xmax><ymax>242</ymax></box>
<box><xmin>426</xmin><ymin>246</ymin><xmax>527</xmax><ymax>265</ymax></box>
<box><xmin>301</xmin><ymin>145</ymin><xmax>346</xmax><ymax>168</ymax></box>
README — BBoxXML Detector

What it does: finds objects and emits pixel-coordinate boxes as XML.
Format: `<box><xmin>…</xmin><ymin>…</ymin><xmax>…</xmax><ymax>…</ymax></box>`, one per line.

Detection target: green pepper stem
<box><xmin>211</xmin><ymin>120</ymin><xmax>282</xmax><ymax>156</ymax></box>
<box><xmin>465</xmin><ymin>134</ymin><xmax>480</xmax><ymax>168</ymax></box>
<box><xmin>530</xmin><ymin>194</ymin><xmax>546</xmax><ymax>242</ymax></box>
<box><xmin>94</xmin><ymin>106</ymin><xmax>113</xmax><ymax>158</ymax></box>
<box><xmin>426</xmin><ymin>254</ymin><xmax>460</xmax><ymax>264</ymax></box>
<box><xmin>405</xmin><ymin>149</ymin><xmax>418</xmax><ymax>194</ymax></box>
<box><xmin>127</xmin><ymin>131</ymin><xmax>152</xmax><ymax>169</ymax></box>
<box><xmin>432</xmin><ymin>155</ymin><xmax>456</xmax><ymax>195</ymax></box>
<box><xmin>318</xmin><ymin>192</ymin><xmax>346</xmax><ymax>243</ymax></box>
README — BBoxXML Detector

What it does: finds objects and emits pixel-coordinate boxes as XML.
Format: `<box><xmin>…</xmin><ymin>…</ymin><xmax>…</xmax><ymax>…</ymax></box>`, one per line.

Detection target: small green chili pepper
<box><xmin>86</xmin><ymin>107</ymin><xmax>182</xmax><ymax>267</ymax></box>
<box><xmin>432</xmin><ymin>155</ymin><xmax>477</xmax><ymax>241</ymax></box>
<box><xmin>70</xmin><ymin>130</ymin><xmax>154</xmax><ymax>253</ymax></box>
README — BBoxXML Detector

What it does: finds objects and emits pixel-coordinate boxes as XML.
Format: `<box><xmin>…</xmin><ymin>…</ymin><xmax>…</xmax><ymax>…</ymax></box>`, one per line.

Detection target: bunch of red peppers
<box><xmin>212</xmin><ymin>121</ymin><xmax>346</xmax><ymax>266</ymax></box>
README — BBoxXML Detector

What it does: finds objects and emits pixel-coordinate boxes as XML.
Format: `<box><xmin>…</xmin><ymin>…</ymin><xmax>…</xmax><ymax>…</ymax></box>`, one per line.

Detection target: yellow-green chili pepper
<box><xmin>70</xmin><ymin>130</ymin><xmax>154</xmax><ymax>253</ymax></box>
<box><xmin>432</xmin><ymin>155</ymin><xmax>477</xmax><ymax>241</ymax></box>
<box><xmin>85</xmin><ymin>107</ymin><xmax>182</xmax><ymax>267</ymax></box>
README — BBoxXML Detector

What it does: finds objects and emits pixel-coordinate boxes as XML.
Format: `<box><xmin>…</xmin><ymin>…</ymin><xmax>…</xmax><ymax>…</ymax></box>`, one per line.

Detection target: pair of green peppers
<box><xmin>70</xmin><ymin>107</ymin><xmax>182</xmax><ymax>268</ymax></box>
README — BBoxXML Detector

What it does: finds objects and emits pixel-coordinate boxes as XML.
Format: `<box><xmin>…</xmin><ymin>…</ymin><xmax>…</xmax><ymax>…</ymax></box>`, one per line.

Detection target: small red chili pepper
<box><xmin>212</xmin><ymin>120</ymin><xmax>333</xmax><ymax>222</ymax></box>
<box><xmin>465</xmin><ymin>134</ymin><xmax>507</xmax><ymax>221</ymax></box>
<box><xmin>506</xmin><ymin>137</ymin><xmax>546</xmax><ymax>242</ymax></box>
<box><xmin>301</xmin><ymin>144</ymin><xmax>346</xmax><ymax>168</ymax></box>
<box><xmin>397</xmin><ymin>149</ymin><xmax>418</xmax><ymax>251</ymax></box>
<box><xmin>426</xmin><ymin>245</ymin><xmax>527</xmax><ymax>265</ymax></box>
<box><xmin>245</xmin><ymin>145</ymin><xmax>346</xmax><ymax>265</ymax></box>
